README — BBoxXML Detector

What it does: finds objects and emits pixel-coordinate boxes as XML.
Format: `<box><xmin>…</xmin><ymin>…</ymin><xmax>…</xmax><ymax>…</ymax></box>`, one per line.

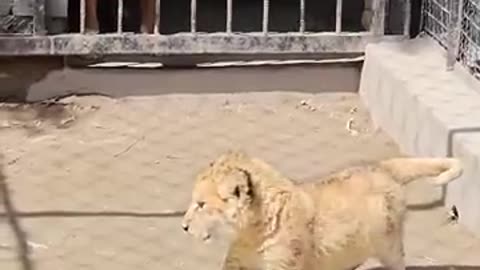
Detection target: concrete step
<box><xmin>359</xmin><ymin>36</ymin><xmax>480</xmax><ymax>236</ymax></box>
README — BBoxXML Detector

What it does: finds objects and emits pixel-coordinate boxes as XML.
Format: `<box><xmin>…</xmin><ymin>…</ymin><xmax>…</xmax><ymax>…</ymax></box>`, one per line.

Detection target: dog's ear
<box><xmin>232</xmin><ymin>168</ymin><xmax>254</xmax><ymax>200</ymax></box>
<box><xmin>233</xmin><ymin>186</ymin><xmax>241</xmax><ymax>198</ymax></box>
<box><xmin>218</xmin><ymin>167</ymin><xmax>255</xmax><ymax>203</ymax></box>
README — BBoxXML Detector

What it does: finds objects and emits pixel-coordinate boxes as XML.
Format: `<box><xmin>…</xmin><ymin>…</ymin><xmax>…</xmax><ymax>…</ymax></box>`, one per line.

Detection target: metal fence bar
<box><xmin>299</xmin><ymin>0</ymin><xmax>305</xmax><ymax>32</ymax></box>
<box><xmin>33</xmin><ymin>0</ymin><xmax>46</xmax><ymax>35</ymax></box>
<box><xmin>226</xmin><ymin>0</ymin><xmax>233</xmax><ymax>33</ymax></box>
<box><xmin>335</xmin><ymin>0</ymin><xmax>343</xmax><ymax>33</ymax></box>
<box><xmin>263</xmin><ymin>0</ymin><xmax>269</xmax><ymax>34</ymax></box>
<box><xmin>191</xmin><ymin>0</ymin><xmax>197</xmax><ymax>33</ymax></box>
<box><xmin>155</xmin><ymin>0</ymin><xmax>161</xmax><ymax>34</ymax></box>
<box><xmin>446</xmin><ymin>0</ymin><xmax>459</xmax><ymax>70</ymax></box>
<box><xmin>80</xmin><ymin>0</ymin><xmax>86</xmax><ymax>34</ymax></box>
<box><xmin>454</xmin><ymin>0</ymin><xmax>464</xmax><ymax>57</ymax></box>
<box><xmin>371</xmin><ymin>0</ymin><xmax>386</xmax><ymax>36</ymax></box>
<box><xmin>419</xmin><ymin>0</ymin><xmax>426</xmax><ymax>35</ymax></box>
<box><xmin>403</xmin><ymin>0</ymin><xmax>411</xmax><ymax>36</ymax></box>
<box><xmin>80</xmin><ymin>0</ymin><xmax>86</xmax><ymax>33</ymax></box>
<box><xmin>117</xmin><ymin>0</ymin><xmax>123</xmax><ymax>33</ymax></box>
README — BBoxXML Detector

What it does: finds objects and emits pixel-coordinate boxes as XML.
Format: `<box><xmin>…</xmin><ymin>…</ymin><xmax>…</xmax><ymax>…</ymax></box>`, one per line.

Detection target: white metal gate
<box><xmin>0</xmin><ymin>0</ymin><xmax>410</xmax><ymax>56</ymax></box>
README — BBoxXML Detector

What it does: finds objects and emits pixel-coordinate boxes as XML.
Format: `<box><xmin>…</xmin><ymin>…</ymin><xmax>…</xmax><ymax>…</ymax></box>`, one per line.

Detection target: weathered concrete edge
<box><xmin>0</xmin><ymin>33</ymin><xmax>405</xmax><ymax>56</ymax></box>
<box><xmin>358</xmin><ymin>37</ymin><xmax>480</xmax><ymax>235</ymax></box>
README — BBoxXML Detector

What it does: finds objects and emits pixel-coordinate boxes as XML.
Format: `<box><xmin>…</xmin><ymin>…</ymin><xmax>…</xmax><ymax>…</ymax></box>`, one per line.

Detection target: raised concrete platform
<box><xmin>0</xmin><ymin>58</ymin><xmax>362</xmax><ymax>101</ymax></box>
<box><xmin>359</xmin><ymin>36</ymin><xmax>480</xmax><ymax>235</ymax></box>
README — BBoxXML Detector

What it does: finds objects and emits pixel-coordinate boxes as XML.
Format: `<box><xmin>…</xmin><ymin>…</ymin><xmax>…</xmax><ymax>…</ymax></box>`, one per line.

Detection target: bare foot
<box><xmin>85</xmin><ymin>26</ymin><xmax>99</xmax><ymax>34</ymax></box>
<box><xmin>140</xmin><ymin>24</ymin><xmax>153</xmax><ymax>34</ymax></box>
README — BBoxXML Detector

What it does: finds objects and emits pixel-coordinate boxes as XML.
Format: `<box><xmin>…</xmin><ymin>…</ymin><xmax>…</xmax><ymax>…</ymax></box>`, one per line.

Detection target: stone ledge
<box><xmin>359</xmin><ymin>36</ymin><xmax>480</xmax><ymax>235</ymax></box>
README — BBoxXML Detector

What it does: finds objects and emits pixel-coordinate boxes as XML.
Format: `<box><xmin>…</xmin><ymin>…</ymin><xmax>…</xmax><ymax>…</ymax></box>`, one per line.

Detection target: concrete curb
<box><xmin>359</xmin><ymin>36</ymin><xmax>480</xmax><ymax>235</ymax></box>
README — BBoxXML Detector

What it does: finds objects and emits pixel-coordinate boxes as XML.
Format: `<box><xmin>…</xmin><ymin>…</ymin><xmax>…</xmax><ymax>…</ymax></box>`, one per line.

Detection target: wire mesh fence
<box><xmin>423</xmin><ymin>0</ymin><xmax>450</xmax><ymax>47</ymax></box>
<box><xmin>423</xmin><ymin>0</ymin><xmax>480</xmax><ymax>78</ymax></box>
<box><xmin>1</xmin><ymin>91</ymin><xmax>480</xmax><ymax>270</ymax></box>
<box><xmin>458</xmin><ymin>0</ymin><xmax>480</xmax><ymax>76</ymax></box>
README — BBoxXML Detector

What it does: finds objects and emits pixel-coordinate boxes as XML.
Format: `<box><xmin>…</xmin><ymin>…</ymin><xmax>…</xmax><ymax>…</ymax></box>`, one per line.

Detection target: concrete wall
<box><xmin>359</xmin><ymin>36</ymin><xmax>480</xmax><ymax>235</ymax></box>
<box><xmin>0</xmin><ymin>57</ymin><xmax>361</xmax><ymax>101</ymax></box>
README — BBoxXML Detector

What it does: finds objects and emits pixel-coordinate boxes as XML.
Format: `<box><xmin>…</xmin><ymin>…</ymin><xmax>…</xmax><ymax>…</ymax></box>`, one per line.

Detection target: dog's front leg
<box><xmin>262</xmin><ymin>242</ymin><xmax>307</xmax><ymax>270</ymax></box>
<box><xmin>222</xmin><ymin>240</ymin><xmax>258</xmax><ymax>270</ymax></box>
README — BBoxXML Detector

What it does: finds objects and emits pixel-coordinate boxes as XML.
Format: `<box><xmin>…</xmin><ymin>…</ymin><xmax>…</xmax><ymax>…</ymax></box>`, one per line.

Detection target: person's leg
<box><xmin>85</xmin><ymin>0</ymin><xmax>99</xmax><ymax>33</ymax></box>
<box><xmin>140</xmin><ymin>0</ymin><xmax>156</xmax><ymax>33</ymax></box>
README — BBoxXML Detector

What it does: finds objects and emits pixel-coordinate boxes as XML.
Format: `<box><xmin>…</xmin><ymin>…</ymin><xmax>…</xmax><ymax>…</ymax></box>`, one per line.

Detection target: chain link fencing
<box><xmin>422</xmin><ymin>0</ymin><xmax>450</xmax><ymax>47</ymax></box>
<box><xmin>423</xmin><ymin>0</ymin><xmax>480</xmax><ymax>79</ymax></box>
<box><xmin>458</xmin><ymin>0</ymin><xmax>480</xmax><ymax>77</ymax></box>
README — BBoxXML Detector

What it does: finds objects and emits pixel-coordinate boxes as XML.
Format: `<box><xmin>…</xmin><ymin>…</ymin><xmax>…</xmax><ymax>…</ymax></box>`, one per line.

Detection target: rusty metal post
<box><xmin>371</xmin><ymin>0</ymin><xmax>386</xmax><ymax>36</ymax></box>
<box><xmin>33</xmin><ymin>0</ymin><xmax>46</xmax><ymax>34</ymax></box>
<box><xmin>335</xmin><ymin>0</ymin><xmax>343</xmax><ymax>33</ymax></box>
<box><xmin>117</xmin><ymin>0</ymin><xmax>123</xmax><ymax>33</ymax></box>
<box><xmin>191</xmin><ymin>0</ymin><xmax>197</xmax><ymax>33</ymax></box>
<box><xmin>263</xmin><ymin>0</ymin><xmax>269</xmax><ymax>34</ymax></box>
<box><xmin>154</xmin><ymin>0</ymin><xmax>160</xmax><ymax>34</ymax></box>
<box><xmin>299</xmin><ymin>0</ymin><xmax>305</xmax><ymax>32</ymax></box>
<box><xmin>80</xmin><ymin>0</ymin><xmax>86</xmax><ymax>33</ymax></box>
<box><xmin>227</xmin><ymin>0</ymin><xmax>233</xmax><ymax>33</ymax></box>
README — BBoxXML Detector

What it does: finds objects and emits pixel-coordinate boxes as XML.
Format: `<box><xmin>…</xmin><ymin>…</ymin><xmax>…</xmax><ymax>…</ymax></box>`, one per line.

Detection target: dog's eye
<box><xmin>197</xmin><ymin>201</ymin><xmax>205</xmax><ymax>209</ymax></box>
<box><xmin>233</xmin><ymin>186</ymin><xmax>240</xmax><ymax>198</ymax></box>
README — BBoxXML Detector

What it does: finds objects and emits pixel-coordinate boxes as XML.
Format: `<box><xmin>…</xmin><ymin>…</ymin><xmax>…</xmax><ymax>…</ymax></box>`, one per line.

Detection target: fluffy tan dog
<box><xmin>182</xmin><ymin>150</ymin><xmax>463</xmax><ymax>270</ymax></box>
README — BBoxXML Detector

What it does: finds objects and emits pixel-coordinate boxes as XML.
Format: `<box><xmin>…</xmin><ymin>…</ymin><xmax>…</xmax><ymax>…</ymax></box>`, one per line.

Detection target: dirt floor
<box><xmin>0</xmin><ymin>92</ymin><xmax>479</xmax><ymax>270</ymax></box>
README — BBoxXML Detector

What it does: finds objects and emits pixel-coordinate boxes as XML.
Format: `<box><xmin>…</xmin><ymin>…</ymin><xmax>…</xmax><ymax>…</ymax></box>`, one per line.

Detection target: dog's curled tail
<box><xmin>379</xmin><ymin>157</ymin><xmax>463</xmax><ymax>186</ymax></box>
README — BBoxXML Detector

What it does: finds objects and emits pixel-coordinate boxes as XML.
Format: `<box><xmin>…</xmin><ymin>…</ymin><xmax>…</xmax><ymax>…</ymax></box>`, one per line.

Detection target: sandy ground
<box><xmin>0</xmin><ymin>92</ymin><xmax>479</xmax><ymax>270</ymax></box>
